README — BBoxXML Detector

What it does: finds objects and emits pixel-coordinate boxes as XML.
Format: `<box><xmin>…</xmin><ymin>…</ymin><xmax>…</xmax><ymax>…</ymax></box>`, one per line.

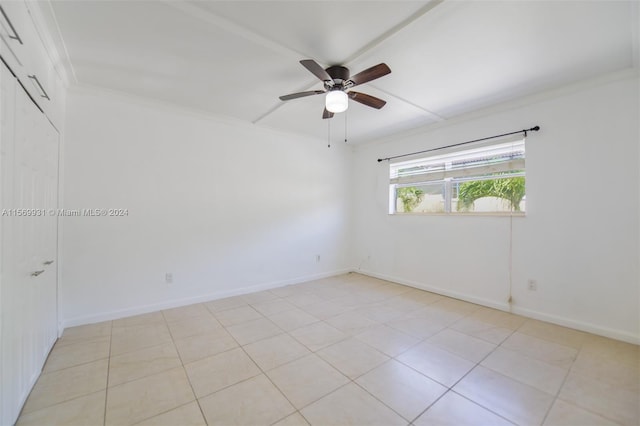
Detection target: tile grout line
<box><xmin>236</xmin><ymin>339</ymin><xmax>301</xmax><ymax>424</ymax></box>
<box><xmin>445</xmin><ymin>390</ymin><xmax>518</xmax><ymax>425</ymax></box>
<box><xmin>397</xmin><ymin>311</ymin><xmax>520</xmax><ymax>423</ymax></box>
<box><xmin>513</xmin><ymin>319</ymin><xmax>586</xmax><ymax>354</ymax></box>
<box><xmin>271</xmin><ymin>290</ymin><xmax>467</xmax><ymax>423</ymax></box>
<box><xmin>404</xmin><ymin>326</ymin><xmax>517</xmax><ymax>425</ymax></box>
<box><xmin>500</xmin><ymin>318</ymin><xmax>582</xmax><ymax>423</ymax></box>
<box><xmin>447</xmin><ymin>321</ymin><xmax>575</xmax><ymax>425</ymax></box>
<box><xmin>129</xmin><ymin>401</ymin><xmax>199</xmax><ymax>426</ymax></box>
<box><xmin>221</xmin><ymin>298</ymin><xmax>352</xmax><ymax>423</ymax></box>
<box><xmin>296</xmin><ymin>287</ymin><xmax>475</xmax><ymax>424</ymax></box>
<box><xmin>111</xmin><ymin>308</ymin><xmax>216</xmax><ymax>425</ymax></box>
<box><xmin>406</xmin><ymin>390</ymin><xmax>449</xmax><ymax>426</ymax></box>
<box><xmin>537</xmin><ymin>337</ymin><xmax>593</xmax><ymax>426</ymax></box>
<box><xmin>161</xmin><ymin>308</ymin><xmax>209</xmax><ymax>426</ymax></box>
<box><xmin>30</xmin><ymin>354</ymin><xmax>111</xmax><ymax>376</ymax></box>
<box><xmin>15</xmin><ymin>329</ymin><xmax>112</xmax><ymax>419</ymax></box>
<box><xmin>108</xmin><ymin>308</ymin><xmax>215</xmax><ymax>425</ymax></box>
<box><xmin>348</xmin><ymin>377</ymin><xmax>415</xmax><ymax>424</ymax></box>
<box><xmin>178</xmin><ymin>304</ymin><xmax>288</xmax><ymax>420</ymax></box>
<box><xmin>218</xmin><ymin>299</ymin><xmax>379</xmax><ymax>424</ymax></box>
<box><xmin>103</xmin><ymin>321</ymin><xmax>113</xmax><ymax>426</ymax></box>
<box><xmin>16</xmin><ymin>389</ymin><xmax>108</xmax><ymax>421</ymax></box>
<box><xmin>310</xmin><ymin>342</ymin><xmax>390</xmax><ymax>414</ymax></box>
<box><xmin>288</xmin><ymin>292</ymin><xmax>447</xmax><ymax>424</ymax></box>
<box><xmin>388</xmin><ymin>296</ymin><xmax>530</xmax><ymax>426</ymax></box>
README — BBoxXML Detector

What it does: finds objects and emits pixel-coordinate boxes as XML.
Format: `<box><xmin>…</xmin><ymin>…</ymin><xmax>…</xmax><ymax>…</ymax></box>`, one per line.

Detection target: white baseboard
<box><xmin>355</xmin><ymin>269</ymin><xmax>640</xmax><ymax>345</ymax></box>
<box><xmin>357</xmin><ymin>268</ymin><xmax>512</xmax><ymax>312</ymax></box>
<box><xmin>61</xmin><ymin>268</ymin><xmax>352</xmax><ymax>330</ymax></box>
<box><xmin>61</xmin><ymin>267</ymin><xmax>639</xmax><ymax>345</ymax></box>
<box><xmin>509</xmin><ymin>305</ymin><xmax>640</xmax><ymax>345</ymax></box>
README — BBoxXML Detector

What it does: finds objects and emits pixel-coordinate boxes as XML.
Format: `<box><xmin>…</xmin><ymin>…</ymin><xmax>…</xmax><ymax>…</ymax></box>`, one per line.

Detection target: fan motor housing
<box><xmin>326</xmin><ymin>65</ymin><xmax>350</xmax><ymax>83</ymax></box>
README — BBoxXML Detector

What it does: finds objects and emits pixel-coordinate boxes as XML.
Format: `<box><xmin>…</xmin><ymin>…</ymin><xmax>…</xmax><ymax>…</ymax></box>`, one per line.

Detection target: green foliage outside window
<box><xmin>457</xmin><ymin>176</ymin><xmax>525</xmax><ymax>212</ymax></box>
<box><xmin>397</xmin><ymin>187</ymin><xmax>425</xmax><ymax>212</ymax></box>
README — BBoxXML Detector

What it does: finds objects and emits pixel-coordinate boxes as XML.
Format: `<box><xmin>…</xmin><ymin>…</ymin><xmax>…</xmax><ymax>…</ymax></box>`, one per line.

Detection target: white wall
<box><xmin>61</xmin><ymin>88</ymin><xmax>353</xmax><ymax>326</ymax></box>
<box><xmin>352</xmin><ymin>74</ymin><xmax>640</xmax><ymax>343</ymax></box>
<box><xmin>62</xmin><ymin>74</ymin><xmax>639</xmax><ymax>344</ymax></box>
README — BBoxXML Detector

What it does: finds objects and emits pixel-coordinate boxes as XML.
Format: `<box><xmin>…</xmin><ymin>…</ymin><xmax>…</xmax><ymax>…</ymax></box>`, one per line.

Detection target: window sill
<box><xmin>389</xmin><ymin>212</ymin><xmax>526</xmax><ymax>217</ymax></box>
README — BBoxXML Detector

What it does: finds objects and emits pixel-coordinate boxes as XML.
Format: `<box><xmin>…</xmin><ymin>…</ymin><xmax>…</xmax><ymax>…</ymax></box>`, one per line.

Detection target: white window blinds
<box><xmin>390</xmin><ymin>138</ymin><xmax>525</xmax><ymax>185</ymax></box>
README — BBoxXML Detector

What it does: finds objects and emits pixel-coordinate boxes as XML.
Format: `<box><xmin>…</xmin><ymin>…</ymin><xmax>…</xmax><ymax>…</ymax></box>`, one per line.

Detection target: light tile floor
<box><xmin>16</xmin><ymin>273</ymin><xmax>640</xmax><ymax>426</ymax></box>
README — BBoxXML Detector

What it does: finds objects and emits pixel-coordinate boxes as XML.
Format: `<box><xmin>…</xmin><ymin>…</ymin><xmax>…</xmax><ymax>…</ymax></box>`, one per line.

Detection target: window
<box><xmin>389</xmin><ymin>137</ymin><xmax>526</xmax><ymax>214</ymax></box>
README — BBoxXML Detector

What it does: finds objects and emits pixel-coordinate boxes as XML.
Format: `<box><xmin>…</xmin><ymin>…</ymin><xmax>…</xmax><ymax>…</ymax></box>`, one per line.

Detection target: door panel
<box><xmin>0</xmin><ymin>61</ymin><xmax>58</xmax><ymax>426</ymax></box>
<box><xmin>1</xmin><ymin>53</ymin><xmax>18</xmax><ymax>426</ymax></box>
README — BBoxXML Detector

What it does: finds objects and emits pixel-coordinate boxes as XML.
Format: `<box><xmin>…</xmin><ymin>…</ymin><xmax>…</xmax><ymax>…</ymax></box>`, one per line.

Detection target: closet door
<box><xmin>0</xmin><ymin>62</ymin><xmax>59</xmax><ymax>426</ymax></box>
<box><xmin>0</xmin><ymin>55</ymin><xmax>18</xmax><ymax>426</ymax></box>
<box><xmin>39</xmin><ymin>107</ymin><xmax>59</xmax><ymax>355</ymax></box>
<box><xmin>14</xmin><ymin>73</ymin><xmax>59</xmax><ymax>369</ymax></box>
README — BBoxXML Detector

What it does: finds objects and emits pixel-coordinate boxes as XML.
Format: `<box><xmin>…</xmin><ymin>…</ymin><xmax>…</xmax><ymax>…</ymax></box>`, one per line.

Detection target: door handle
<box><xmin>31</xmin><ymin>270</ymin><xmax>45</xmax><ymax>277</ymax></box>
<box><xmin>43</xmin><ymin>260</ymin><xmax>54</xmax><ymax>265</ymax></box>
<box><xmin>0</xmin><ymin>5</ymin><xmax>23</xmax><ymax>44</ymax></box>
<box><xmin>27</xmin><ymin>75</ymin><xmax>50</xmax><ymax>100</ymax></box>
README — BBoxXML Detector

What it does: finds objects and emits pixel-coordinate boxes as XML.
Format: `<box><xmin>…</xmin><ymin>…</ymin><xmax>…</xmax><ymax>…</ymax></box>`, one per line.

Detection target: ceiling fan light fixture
<box><xmin>279</xmin><ymin>59</ymin><xmax>390</xmax><ymax>119</ymax></box>
<box><xmin>326</xmin><ymin>90</ymin><xmax>348</xmax><ymax>113</ymax></box>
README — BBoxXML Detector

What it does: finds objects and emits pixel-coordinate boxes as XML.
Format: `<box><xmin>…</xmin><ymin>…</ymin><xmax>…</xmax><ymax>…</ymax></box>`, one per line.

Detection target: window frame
<box><xmin>388</xmin><ymin>137</ymin><xmax>526</xmax><ymax>216</ymax></box>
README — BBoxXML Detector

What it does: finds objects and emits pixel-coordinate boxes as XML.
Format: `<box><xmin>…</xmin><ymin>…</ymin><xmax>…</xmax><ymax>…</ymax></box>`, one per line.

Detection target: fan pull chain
<box><xmin>327</xmin><ymin>117</ymin><xmax>331</xmax><ymax>148</ymax></box>
<box><xmin>344</xmin><ymin>109</ymin><xmax>348</xmax><ymax>143</ymax></box>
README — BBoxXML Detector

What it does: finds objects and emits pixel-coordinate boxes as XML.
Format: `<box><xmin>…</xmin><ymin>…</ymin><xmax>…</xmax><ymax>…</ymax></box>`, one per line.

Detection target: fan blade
<box><xmin>347</xmin><ymin>63</ymin><xmax>391</xmax><ymax>87</ymax></box>
<box><xmin>348</xmin><ymin>91</ymin><xmax>387</xmax><ymax>109</ymax></box>
<box><xmin>279</xmin><ymin>90</ymin><xmax>325</xmax><ymax>101</ymax></box>
<box><xmin>300</xmin><ymin>59</ymin><xmax>332</xmax><ymax>82</ymax></box>
<box><xmin>322</xmin><ymin>108</ymin><xmax>334</xmax><ymax>119</ymax></box>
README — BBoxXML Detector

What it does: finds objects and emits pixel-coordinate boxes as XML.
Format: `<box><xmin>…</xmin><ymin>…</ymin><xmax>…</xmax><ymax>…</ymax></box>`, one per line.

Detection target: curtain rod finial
<box><xmin>531</xmin><ymin>125</ymin><xmax>540</xmax><ymax>131</ymax></box>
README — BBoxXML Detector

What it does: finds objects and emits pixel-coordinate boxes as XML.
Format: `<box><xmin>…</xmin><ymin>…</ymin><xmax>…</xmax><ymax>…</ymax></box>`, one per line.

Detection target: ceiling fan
<box><xmin>279</xmin><ymin>59</ymin><xmax>391</xmax><ymax>119</ymax></box>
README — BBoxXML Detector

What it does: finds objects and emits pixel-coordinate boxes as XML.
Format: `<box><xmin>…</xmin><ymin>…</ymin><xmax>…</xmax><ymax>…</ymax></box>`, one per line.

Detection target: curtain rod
<box><xmin>377</xmin><ymin>126</ymin><xmax>540</xmax><ymax>163</ymax></box>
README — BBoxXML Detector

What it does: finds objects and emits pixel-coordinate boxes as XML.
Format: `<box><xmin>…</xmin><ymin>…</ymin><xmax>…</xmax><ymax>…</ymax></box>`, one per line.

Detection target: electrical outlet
<box><xmin>527</xmin><ymin>279</ymin><xmax>537</xmax><ymax>291</ymax></box>
<box><xmin>165</xmin><ymin>273</ymin><xmax>173</xmax><ymax>284</ymax></box>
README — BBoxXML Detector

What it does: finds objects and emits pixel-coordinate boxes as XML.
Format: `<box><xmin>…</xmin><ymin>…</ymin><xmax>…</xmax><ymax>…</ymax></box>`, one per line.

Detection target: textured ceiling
<box><xmin>45</xmin><ymin>0</ymin><xmax>638</xmax><ymax>144</ymax></box>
